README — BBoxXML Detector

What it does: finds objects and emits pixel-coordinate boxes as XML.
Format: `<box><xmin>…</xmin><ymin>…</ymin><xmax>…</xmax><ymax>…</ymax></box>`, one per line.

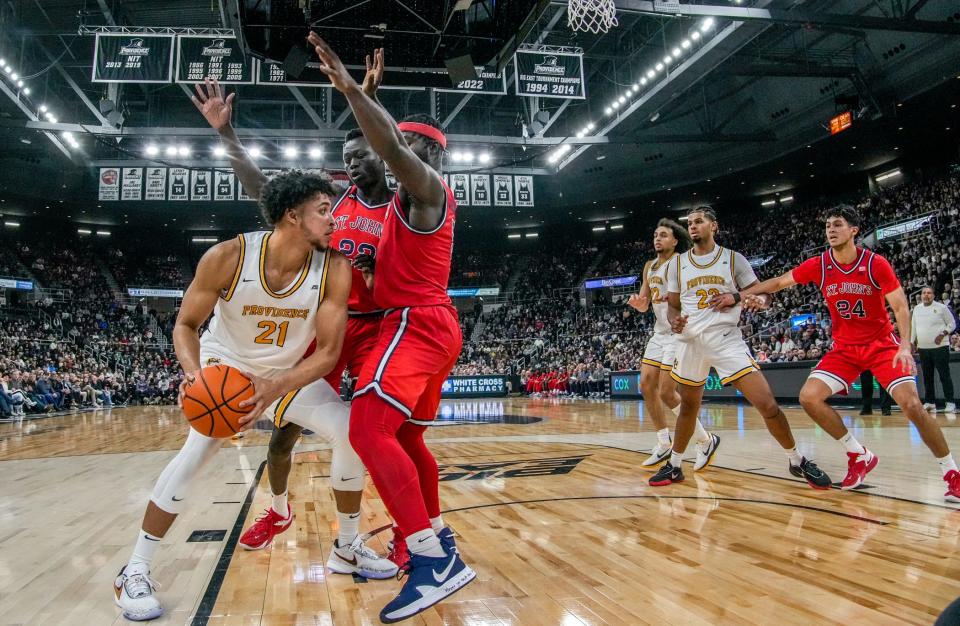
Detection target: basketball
<box><xmin>181</xmin><ymin>365</ymin><xmax>255</xmax><ymax>438</ymax></box>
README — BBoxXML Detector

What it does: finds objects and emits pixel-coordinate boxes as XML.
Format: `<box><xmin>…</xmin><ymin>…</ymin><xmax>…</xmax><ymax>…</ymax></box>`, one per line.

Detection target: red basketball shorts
<box><xmin>809</xmin><ymin>333</ymin><xmax>915</xmax><ymax>395</ymax></box>
<box><xmin>323</xmin><ymin>313</ymin><xmax>383</xmax><ymax>393</ymax></box>
<box><xmin>353</xmin><ymin>305</ymin><xmax>462</xmax><ymax>424</ymax></box>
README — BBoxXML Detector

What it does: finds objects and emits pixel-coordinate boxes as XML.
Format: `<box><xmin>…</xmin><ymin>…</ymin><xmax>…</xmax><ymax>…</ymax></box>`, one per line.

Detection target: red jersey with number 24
<box><xmin>330</xmin><ymin>184</ymin><xmax>391</xmax><ymax>313</ymax></box>
<box><xmin>791</xmin><ymin>247</ymin><xmax>900</xmax><ymax>345</ymax></box>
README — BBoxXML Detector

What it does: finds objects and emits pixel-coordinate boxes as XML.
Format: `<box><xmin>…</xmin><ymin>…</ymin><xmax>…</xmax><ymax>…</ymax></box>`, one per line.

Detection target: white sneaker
<box><xmin>326</xmin><ymin>535</ymin><xmax>399</xmax><ymax>580</ymax></box>
<box><xmin>693</xmin><ymin>433</ymin><xmax>721</xmax><ymax>472</ymax></box>
<box><xmin>641</xmin><ymin>442</ymin><xmax>672</xmax><ymax>469</ymax></box>
<box><xmin>923</xmin><ymin>403</ymin><xmax>936</xmax><ymax>412</ymax></box>
<box><xmin>945</xmin><ymin>402</ymin><xmax>956</xmax><ymax>413</ymax></box>
<box><xmin>114</xmin><ymin>566</ymin><xmax>163</xmax><ymax>621</ymax></box>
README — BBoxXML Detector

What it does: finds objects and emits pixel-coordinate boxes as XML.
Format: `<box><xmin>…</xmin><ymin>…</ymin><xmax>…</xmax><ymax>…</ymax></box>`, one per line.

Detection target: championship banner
<box><xmin>121</xmin><ymin>167</ymin><xmax>143</xmax><ymax>201</ymax></box>
<box><xmin>98</xmin><ymin>167</ymin><xmax>120</xmax><ymax>201</ymax></box>
<box><xmin>214</xmin><ymin>170</ymin><xmax>235</xmax><ymax>201</ymax></box>
<box><xmin>176</xmin><ymin>36</ymin><xmax>253</xmax><ymax>84</ymax></box>
<box><xmin>436</xmin><ymin>67</ymin><xmax>507</xmax><ymax>94</ymax></box>
<box><xmin>514</xmin><ymin>175</ymin><xmax>534</xmax><ymax>207</ymax></box>
<box><xmin>168</xmin><ymin>168</ymin><xmax>189</xmax><ymax>201</ymax></box>
<box><xmin>255</xmin><ymin>60</ymin><xmax>330</xmax><ymax>87</ymax></box>
<box><xmin>470</xmin><ymin>174</ymin><xmax>491</xmax><ymax>207</ymax></box>
<box><xmin>238</xmin><ymin>180</ymin><xmax>253</xmax><ymax>201</ymax></box>
<box><xmin>493</xmin><ymin>174</ymin><xmax>514</xmax><ymax>206</ymax></box>
<box><xmin>450</xmin><ymin>174</ymin><xmax>470</xmax><ymax>206</ymax></box>
<box><xmin>92</xmin><ymin>34</ymin><xmax>175</xmax><ymax>84</ymax></box>
<box><xmin>190</xmin><ymin>170</ymin><xmax>211</xmax><ymax>201</ymax></box>
<box><xmin>514</xmin><ymin>50</ymin><xmax>586</xmax><ymax>99</ymax></box>
<box><xmin>145</xmin><ymin>167</ymin><xmax>167</xmax><ymax>200</ymax></box>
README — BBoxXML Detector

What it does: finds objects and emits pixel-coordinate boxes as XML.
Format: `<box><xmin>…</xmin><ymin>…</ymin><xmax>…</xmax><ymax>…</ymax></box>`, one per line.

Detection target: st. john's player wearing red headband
<box><xmin>309</xmin><ymin>36</ymin><xmax>475</xmax><ymax>623</ymax></box>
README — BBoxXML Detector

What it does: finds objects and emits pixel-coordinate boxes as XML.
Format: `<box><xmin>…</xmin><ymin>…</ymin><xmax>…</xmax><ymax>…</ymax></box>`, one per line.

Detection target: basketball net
<box><xmin>567</xmin><ymin>0</ymin><xmax>619</xmax><ymax>34</ymax></box>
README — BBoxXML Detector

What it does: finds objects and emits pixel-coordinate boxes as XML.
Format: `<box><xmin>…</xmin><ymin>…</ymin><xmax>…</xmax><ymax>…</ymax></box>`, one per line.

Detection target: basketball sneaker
<box><xmin>437</xmin><ymin>527</ymin><xmax>458</xmax><ymax>555</ymax></box>
<box><xmin>693</xmin><ymin>433</ymin><xmax>721</xmax><ymax>472</ymax></box>
<box><xmin>641</xmin><ymin>443</ymin><xmax>672</xmax><ymax>470</ymax></box>
<box><xmin>841</xmin><ymin>450</ymin><xmax>878</xmax><ymax>490</ymax></box>
<box><xmin>944</xmin><ymin>470</ymin><xmax>960</xmax><ymax>503</ymax></box>
<box><xmin>946</xmin><ymin>402</ymin><xmax>957</xmax><ymax>414</ymax></box>
<box><xmin>114</xmin><ymin>565</ymin><xmax>163</xmax><ymax>621</ymax></box>
<box><xmin>649</xmin><ymin>462</ymin><xmax>684</xmax><ymax>486</ymax></box>
<box><xmin>923</xmin><ymin>403</ymin><xmax>936</xmax><ymax>412</ymax></box>
<box><xmin>327</xmin><ymin>535</ymin><xmax>399</xmax><ymax>579</ymax></box>
<box><xmin>238</xmin><ymin>504</ymin><xmax>293</xmax><ymax>550</ymax></box>
<box><xmin>387</xmin><ymin>525</ymin><xmax>410</xmax><ymax>570</ymax></box>
<box><xmin>789</xmin><ymin>457</ymin><xmax>832</xmax><ymax>490</ymax></box>
<box><xmin>379</xmin><ymin>550</ymin><xmax>476</xmax><ymax>623</ymax></box>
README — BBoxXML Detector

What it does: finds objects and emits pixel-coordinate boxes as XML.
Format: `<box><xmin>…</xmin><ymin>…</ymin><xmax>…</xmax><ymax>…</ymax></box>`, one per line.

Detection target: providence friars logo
<box><xmin>202</xmin><ymin>39</ymin><xmax>232</xmax><ymax>57</ymax></box>
<box><xmin>120</xmin><ymin>38</ymin><xmax>150</xmax><ymax>56</ymax></box>
<box><xmin>534</xmin><ymin>55</ymin><xmax>565</xmax><ymax>75</ymax></box>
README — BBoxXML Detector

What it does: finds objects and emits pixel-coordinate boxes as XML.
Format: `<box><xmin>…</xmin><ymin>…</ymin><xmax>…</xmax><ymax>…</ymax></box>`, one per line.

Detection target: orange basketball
<box><xmin>182</xmin><ymin>365</ymin><xmax>256</xmax><ymax>438</ymax></box>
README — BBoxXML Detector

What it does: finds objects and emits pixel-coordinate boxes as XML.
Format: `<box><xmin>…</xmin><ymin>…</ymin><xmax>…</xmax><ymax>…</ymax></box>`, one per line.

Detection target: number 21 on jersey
<box><xmin>255</xmin><ymin>320</ymin><xmax>289</xmax><ymax>346</ymax></box>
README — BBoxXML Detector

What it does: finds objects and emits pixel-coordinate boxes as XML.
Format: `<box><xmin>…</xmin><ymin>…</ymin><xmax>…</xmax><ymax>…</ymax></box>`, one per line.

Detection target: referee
<box><xmin>911</xmin><ymin>286</ymin><xmax>956</xmax><ymax>413</ymax></box>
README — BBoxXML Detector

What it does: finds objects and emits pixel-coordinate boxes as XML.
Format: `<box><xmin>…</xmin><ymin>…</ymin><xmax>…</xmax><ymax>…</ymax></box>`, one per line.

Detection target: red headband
<box><xmin>397</xmin><ymin>121</ymin><xmax>447</xmax><ymax>150</ymax></box>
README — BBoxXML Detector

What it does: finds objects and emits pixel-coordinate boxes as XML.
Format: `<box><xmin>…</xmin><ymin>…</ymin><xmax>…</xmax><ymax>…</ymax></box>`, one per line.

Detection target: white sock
<box><xmin>937</xmin><ymin>454</ymin><xmax>959</xmax><ymax>476</ymax></box>
<box><xmin>839</xmin><ymin>432</ymin><xmax>866</xmax><ymax>456</ymax></box>
<box><xmin>127</xmin><ymin>530</ymin><xmax>161</xmax><ymax>574</ymax></box>
<box><xmin>784</xmin><ymin>447</ymin><xmax>803</xmax><ymax>467</ymax></box>
<box><xmin>656</xmin><ymin>428</ymin><xmax>671</xmax><ymax>446</ymax></box>
<box><xmin>693</xmin><ymin>419</ymin><xmax>710</xmax><ymax>445</ymax></box>
<box><xmin>670</xmin><ymin>451</ymin><xmax>683</xmax><ymax>467</ymax></box>
<box><xmin>406</xmin><ymin>528</ymin><xmax>445</xmax><ymax>558</ymax></box>
<box><xmin>430</xmin><ymin>515</ymin><xmax>444</xmax><ymax>533</ymax></box>
<box><xmin>272</xmin><ymin>491</ymin><xmax>288</xmax><ymax>516</ymax></box>
<box><xmin>337</xmin><ymin>510</ymin><xmax>361</xmax><ymax>546</ymax></box>
<box><xmin>667</xmin><ymin>404</ymin><xmax>680</xmax><ymax>418</ymax></box>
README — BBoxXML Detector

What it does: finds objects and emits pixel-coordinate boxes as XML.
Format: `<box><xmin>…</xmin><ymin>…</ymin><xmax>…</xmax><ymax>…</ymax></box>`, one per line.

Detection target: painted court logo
<box><xmin>439</xmin><ymin>455</ymin><xmax>588</xmax><ymax>481</ymax></box>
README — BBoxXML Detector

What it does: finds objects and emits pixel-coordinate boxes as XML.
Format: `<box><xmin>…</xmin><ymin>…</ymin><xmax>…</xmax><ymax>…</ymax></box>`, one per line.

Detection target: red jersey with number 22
<box><xmin>373</xmin><ymin>178</ymin><xmax>456</xmax><ymax>309</ymax></box>
<box><xmin>331</xmin><ymin>185</ymin><xmax>391</xmax><ymax>313</ymax></box>
<box><xmin>791</xmin><ymin>247</ymin><xmax>900</xmax><ymax>345</ymax></box>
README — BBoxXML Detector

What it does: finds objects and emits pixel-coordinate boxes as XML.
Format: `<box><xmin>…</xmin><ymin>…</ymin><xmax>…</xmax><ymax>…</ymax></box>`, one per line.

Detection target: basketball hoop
<box><xmin>567</xmin><ymin>0</ymin><xmax>618</xmax><ymax>34</ymax></box>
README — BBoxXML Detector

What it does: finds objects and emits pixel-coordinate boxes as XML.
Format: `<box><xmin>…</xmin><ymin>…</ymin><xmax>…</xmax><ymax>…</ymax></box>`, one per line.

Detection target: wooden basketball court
<box><xmin>1</xmin><ymin>398</ymin><xmax>958</xmax><ymax>625</ymax></box>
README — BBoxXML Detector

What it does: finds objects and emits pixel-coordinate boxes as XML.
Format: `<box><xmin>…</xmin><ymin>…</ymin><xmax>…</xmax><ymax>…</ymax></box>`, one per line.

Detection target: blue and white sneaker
<box><xmin>379</xmin><ymin>550</ymin><xmax>476</xmax><ymax>623</ymax></box>
<box><xmin>437</xmin><ymin>527</ymin><xmax>458</xmax><ymax>555</ymax></box>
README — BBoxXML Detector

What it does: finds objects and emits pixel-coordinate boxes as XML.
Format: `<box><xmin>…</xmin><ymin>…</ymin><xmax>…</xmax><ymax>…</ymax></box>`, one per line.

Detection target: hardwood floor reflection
<box><xmin>1</xmin><ymin>399</ymin><xmax>958</xmax><ymax>625</ymax></box>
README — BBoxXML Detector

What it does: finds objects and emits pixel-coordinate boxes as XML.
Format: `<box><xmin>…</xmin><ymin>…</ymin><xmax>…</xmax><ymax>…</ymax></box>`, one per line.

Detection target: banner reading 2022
<box><xmin>514</xmin><ymin>50</ymin><xmax>585</xmax><ymax>100</ymax></box>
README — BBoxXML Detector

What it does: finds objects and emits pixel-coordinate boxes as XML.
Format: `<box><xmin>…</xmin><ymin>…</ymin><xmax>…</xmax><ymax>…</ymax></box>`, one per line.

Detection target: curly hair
<box><xmin>258</xmin><ymin>169</ymin><xmax>338</xmax><ymax>225</ymax></box>
<box><xmin>824</xmin><ymin>204</ymin><xmax>861</xmax><ymax>228</ymax></box>
<box><xmin>657</xmin><ymin>217</ymin><xmax>693</xmax><ymax>253</ymax></box>
<box><xmin>345</xmin><ymin>127</ymin><xmax>365</xmax><ymax>143</ymax></box>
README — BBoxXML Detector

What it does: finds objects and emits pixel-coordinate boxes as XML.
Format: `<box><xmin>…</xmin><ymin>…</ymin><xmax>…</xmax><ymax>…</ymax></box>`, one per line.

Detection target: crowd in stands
<box><xmin>106</xmin><ymin>247</ymin><xmax>187</xmax><ymax>288</ymax></box>
<box><xmin>453</xmin><ymin>171</ymin><xmax>960</xmax><ymax>392</ymax></box>
<box><xmin>2</xmin><ymin>169</ymin><xmax>959</xmax><ymax>414</ymax></box>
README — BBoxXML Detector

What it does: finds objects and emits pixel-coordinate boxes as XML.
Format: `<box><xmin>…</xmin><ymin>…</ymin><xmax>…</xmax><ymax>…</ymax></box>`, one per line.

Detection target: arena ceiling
<box><xmin>0</xmin><ymin>0</ymin><xmax>958</xmax><ymax>232</ymax></box>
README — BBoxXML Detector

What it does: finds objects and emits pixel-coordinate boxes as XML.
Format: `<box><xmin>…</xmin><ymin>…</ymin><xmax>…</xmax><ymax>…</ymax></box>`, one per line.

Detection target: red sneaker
<box><xmin>841</xmin><ymin>450</ymin><xmax>878</xmax><ymax>490</ymax></box>
<box><xmin>238</xmin><ymin>504</ymin><xmax>293</xmax><ymax>550</ymax></box>
<box><xmin>944</xmin><ymin>470</ymin><xmax>960</xmax><ymax>503</ymax></box>
<box><xmin>386</xmin><ymin>525</ymin><xmax>409</xmax><ymax>571</ymax></box>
